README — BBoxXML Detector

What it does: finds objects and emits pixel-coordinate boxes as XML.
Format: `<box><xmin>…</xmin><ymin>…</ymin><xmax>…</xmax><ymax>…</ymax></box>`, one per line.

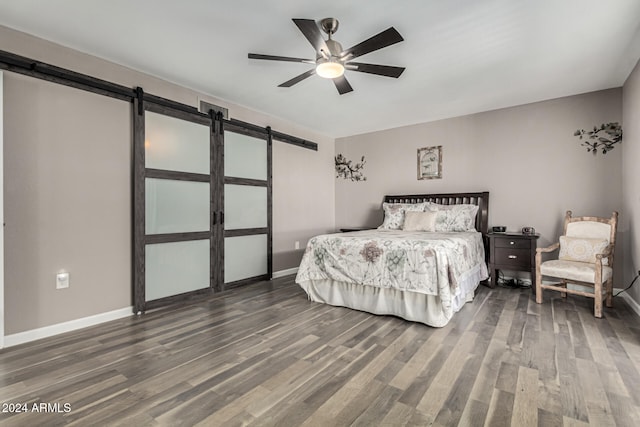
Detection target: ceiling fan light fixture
<box><xmin>248</xmin><ymin>17</ymin><xmax>405</xmax><ymax>94</ymax></box>
<box><xmin>316</xmin><ymin>60</ymin><xmax>344</xmax><ymax>79</ymax></box>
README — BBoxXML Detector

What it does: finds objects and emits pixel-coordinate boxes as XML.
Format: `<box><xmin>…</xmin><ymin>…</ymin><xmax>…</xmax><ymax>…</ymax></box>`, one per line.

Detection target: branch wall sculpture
<box><xmin>573</xmin><ymin>122</ymin><xmax>622</xmax><ymax>155</ymax></box>
<box><xmin>335</xmin><ymin>154</ymin><xmax>367</xmax><ymax>181</ymax></box>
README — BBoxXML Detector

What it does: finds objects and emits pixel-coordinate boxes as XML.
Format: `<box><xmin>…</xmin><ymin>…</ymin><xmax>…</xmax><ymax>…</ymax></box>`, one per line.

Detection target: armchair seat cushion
<box><xmin>540</xmin><ymin>259</ymin><xmax>612</xmax><ymax>284</ymax></box>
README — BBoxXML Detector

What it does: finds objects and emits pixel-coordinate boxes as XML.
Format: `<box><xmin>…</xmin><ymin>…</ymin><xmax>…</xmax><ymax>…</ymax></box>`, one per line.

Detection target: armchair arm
<box><xmin>536</xmin><ymin>242</ymin><xmax>559</xmax><ymax>254</ymax></box>
<box><xmin>594</xmin><ymin>244</ymin><xmax>614</xmax><ymax>285</ymax></box>
<box><xmin>535</xmin><ymin>242</ymin><xmax>559</xmax><ymax>272</ymax></box>
<box><xmin>595</xmin><ymin>244</ymin><xmax>614</xmax><ymax>269</ymax></box>
<box><xmin>596</xmin><ymin>244</ymin><xmax>614</xmax><ymax>259</ymax></box>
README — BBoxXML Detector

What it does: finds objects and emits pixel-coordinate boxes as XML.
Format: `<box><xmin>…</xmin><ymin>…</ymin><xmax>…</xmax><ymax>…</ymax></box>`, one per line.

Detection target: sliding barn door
<box><xmin>133</xmin><ymin>99</ymin><xmax>219</xmax><ymax>312</ymax></box>
<box><xmin>222</xmin><ymin>125</ymin><xmax>272</xmax><ymax>288</ymax></box>
<box><xmin>133</xmin><ymin>97</ymin><xmax>272</xmax><ymax>312</ymax></box>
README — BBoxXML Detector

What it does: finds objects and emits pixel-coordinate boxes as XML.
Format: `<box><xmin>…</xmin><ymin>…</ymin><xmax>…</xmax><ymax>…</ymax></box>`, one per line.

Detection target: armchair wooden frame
<box><xmin>535</xmin><ymin>210</ymin><xmax>618</xmax><ymax>318</ymax></box>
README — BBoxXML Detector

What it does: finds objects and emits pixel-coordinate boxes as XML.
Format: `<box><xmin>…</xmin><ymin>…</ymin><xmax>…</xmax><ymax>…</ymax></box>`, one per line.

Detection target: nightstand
<box><xmin>487</xmin><ymin>232</ymin><xmax>539</xmax><ymax>289</ymax></box>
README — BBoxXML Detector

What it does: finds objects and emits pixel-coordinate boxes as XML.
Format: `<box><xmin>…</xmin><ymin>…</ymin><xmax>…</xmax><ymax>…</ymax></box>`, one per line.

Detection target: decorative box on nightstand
<box><xmin>487</xmin><ymin>232</ymin><xmax>539</xmax><ymax>289</ymax></box>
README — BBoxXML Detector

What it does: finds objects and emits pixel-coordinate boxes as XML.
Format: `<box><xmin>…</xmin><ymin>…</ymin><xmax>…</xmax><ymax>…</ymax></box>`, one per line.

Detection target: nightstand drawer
<box><xmin>494</xmin><ymin>248</ymin><xmax>531</xmax><ymax>268</ymax></box>
<box><xmin>494</xmin><ymin>238</ymin><xmax>532</xmax><ymax>249</ymax></box>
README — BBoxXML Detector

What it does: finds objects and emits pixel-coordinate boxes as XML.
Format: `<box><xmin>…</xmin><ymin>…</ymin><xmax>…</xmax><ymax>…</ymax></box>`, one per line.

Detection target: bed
<box><xmin>295</xmin><ymin>192</ymin><xmax>490</xmax><ymax>327</ymax></box>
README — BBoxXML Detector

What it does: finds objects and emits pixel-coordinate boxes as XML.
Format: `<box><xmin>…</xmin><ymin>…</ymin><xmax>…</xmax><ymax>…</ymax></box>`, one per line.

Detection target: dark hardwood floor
<box><xmin>1</xmin><ymin>275</ymin><xmax>639</xmax><ymax>426</ymax></box>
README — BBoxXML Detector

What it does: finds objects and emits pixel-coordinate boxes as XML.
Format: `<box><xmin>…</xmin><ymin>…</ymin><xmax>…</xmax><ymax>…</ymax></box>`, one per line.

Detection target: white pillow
<box><xmin>559</xmin><ymin>236</ymin><xmax>609</xmax><ymax>265</ymax></box>
<box><xmin>403</xmin><ymin>211</ymin><xmax>437</xmax><ymax>231</ymax></box>
<box><xmin>427</xmin><ymin>204</ymin><xmax>479</xmax><ymax>232</ymax></box>
<box><xmin>378</xmin><ymin>202</ymin><xmax>427</xmax><ymax>230</ymax></box>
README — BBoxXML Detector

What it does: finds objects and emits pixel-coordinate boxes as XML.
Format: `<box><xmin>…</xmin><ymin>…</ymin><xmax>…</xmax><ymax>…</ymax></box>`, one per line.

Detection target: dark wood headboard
<box><xmin>383</xmin><ymin>191</ymin><xmax>490</xmax><ymax>235</ymax></box>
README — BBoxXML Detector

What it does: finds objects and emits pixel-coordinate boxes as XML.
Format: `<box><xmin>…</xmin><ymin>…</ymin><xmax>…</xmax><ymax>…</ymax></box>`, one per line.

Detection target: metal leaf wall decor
<box><xmin>335</xmin><ymin>154</ymin><xmax>367</xmax><ymax>181</ymax></box>
<box><xmin>573</xmin><ymin>122</ymin><xmax>622</xmax><ymax>155</ymax></box>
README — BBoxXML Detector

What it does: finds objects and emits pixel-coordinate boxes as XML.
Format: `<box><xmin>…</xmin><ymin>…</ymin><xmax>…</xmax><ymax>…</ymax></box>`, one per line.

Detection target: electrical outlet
<box><xmin>295</xmin><ymin>241</ymin><xmax>300</xmax><ymax>250</ymax></box>
<box><xmin>56</xmin><ymin>272</ymin><xmax>70</xmax><ymax>289</ymax></box>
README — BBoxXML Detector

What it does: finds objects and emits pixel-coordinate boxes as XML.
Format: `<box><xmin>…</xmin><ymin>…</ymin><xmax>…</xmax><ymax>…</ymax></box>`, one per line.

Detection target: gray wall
<box><xmin>4</xmin><ymin>73</ymin><xmax>132</xmax><ymax>334</ymax></box>
<box><xmin>273</xmin><ymin>141</ymin><xmax>336</xmax><ymax>271</ymax></box>
<box><xmin>1</xmin><ymin>25</ymin><xmax>335</xmax><ymax>335</ymax></box>
<box><xmin>336</xmin><ymin>89</ymin><xmax>624</xmax><ymax>280</ymax></box>
<box><xmin>622</xmin><ymin>58</ymin><xmax>640</xmax><ymax>305</ymax></box>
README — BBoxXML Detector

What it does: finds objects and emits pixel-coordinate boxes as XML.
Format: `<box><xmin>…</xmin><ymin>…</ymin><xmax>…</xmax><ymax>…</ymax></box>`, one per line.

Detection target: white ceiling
<box><xmin>1</xmin><ymin>0</ymin><xmax>639</xmax><ymax>138</ymax></box>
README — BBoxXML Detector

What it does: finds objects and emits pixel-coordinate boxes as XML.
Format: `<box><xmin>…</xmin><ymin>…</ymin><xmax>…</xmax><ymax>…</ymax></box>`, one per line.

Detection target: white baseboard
<box><xmin>3</xmin><ymin>306</ymin><xmax>133</xmax><ymax>348</ymax></box>
<box><xmin>618</xmin><ymin>291</ymin><xmax>640</xmax><ymax>318</ymax></box>
<box><xmin>272</xmin><ymin>267</ymin><xmax>298</xmax><ymax>279</ymax></box>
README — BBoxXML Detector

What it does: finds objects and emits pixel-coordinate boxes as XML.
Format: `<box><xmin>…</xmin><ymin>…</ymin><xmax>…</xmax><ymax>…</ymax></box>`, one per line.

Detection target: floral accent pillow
<box><xmin>559</xmin><ymin>236</ymin><xmax>609</xmax><ymax>265</ymax></box>
<box><xmin>428</xmin><ymin>204</ymin><xmax>479</xmax><ymax>232</ymax></box>
<box><xmin>378</xmin><ymin>202</ymin><xmax>428</xmax><ymax>230</ymax></box>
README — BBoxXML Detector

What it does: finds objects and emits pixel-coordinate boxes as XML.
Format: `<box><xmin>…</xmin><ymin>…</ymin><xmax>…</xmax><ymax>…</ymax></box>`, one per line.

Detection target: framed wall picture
<box><xmin>417</xmin><ymin>145</ymin><xmax>442</xmax><ymax>180</ymax></box>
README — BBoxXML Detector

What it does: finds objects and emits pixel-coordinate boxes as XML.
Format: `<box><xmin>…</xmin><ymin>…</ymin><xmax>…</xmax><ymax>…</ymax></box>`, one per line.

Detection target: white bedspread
<box><xmin>295</xmin><ymin>230</ymin><xmax>488</xmax><ymax>321</ymax></box>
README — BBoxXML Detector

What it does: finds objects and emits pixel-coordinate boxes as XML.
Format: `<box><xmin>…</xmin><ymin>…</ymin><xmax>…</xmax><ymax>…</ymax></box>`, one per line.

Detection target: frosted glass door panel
<box><xmin>146</xmin><ymin>240</ymin><xmax>210</xmax><ymax>301</ymax></box>
<box><xmin>224</xmin><ymin>132</ymin><xmax>267</xmax><ymax>180</ymax></box>
<box><xmin>224</xmin><ymin>185</ymin><xmax>267</xmax><ymax>229</ymax></box>
<box><xmin>225</xmin><ymin>235</ymin><xmax>267</xmax><ymax>283</ymax></box>
<box><xmin>146</xmin><ymin>178</ymin><xmax>210</xmax><ymax>234</ymax></box>
<box><xmin>145</xmin><ymin>111</ymin><xmax>210</xmax><ymax>174</ymax></box>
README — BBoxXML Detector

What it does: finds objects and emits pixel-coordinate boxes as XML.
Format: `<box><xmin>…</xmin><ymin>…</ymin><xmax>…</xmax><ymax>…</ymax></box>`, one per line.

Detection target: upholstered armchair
<box><xmin>535</xmin><ymin>210</ymin><xmax>618</xmax><ymax>318</ymax></box>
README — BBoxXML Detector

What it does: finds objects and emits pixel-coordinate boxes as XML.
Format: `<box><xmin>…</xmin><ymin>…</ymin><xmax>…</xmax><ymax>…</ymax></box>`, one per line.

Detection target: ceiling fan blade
<box><xmin>278</xmin><ymin>69</ymin><xmax>316</xmax><ymax>87</ymax></box>
<box><xmin>346</xmin><ymin>62</ymin><xmax>405</xmax><ymax>78</ymax></box>
<box><xmin>248</xmin><ymin>53</ymin><xmax>314</xmax><ymax>64</ymax></box>
<box><xmin>293</xmin><ymin>19</ymin><xmax>330</xmax><ymax>55</ymax></box>
<box><xmin>341</xmin><ymin>27</ymin><xmax>404</xmax><ymax>60</ymax></box>
<box><xmin>333</xmin><ymin>75</ymin><xmax>353</xmax><ymax>95</ymax></box>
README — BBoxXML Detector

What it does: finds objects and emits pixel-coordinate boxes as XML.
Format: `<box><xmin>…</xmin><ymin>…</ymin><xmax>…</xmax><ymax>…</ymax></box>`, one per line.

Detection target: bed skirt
<box><xmin>297</xmin><ymin>263</ymin><xmax>487</xmax><ymax>327</ymax></box>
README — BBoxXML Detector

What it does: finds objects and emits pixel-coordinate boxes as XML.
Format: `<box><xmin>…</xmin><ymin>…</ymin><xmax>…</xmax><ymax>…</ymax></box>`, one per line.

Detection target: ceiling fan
<box><xmin>248</xmin><ymin>18</ymin><xmax>405</xmax><ymax>95</ymax></box>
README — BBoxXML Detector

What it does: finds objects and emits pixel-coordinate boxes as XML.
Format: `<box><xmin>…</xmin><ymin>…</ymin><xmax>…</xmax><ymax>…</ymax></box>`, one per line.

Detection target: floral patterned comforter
<box><xmin>296</xmin><ymin>230</ymin><xmax>487</xmax><ymax>296</ymax></box>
